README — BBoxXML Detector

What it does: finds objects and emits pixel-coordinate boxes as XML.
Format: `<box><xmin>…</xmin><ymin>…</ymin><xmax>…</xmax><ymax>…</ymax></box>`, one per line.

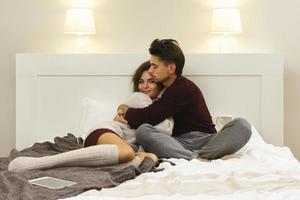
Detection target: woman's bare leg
<box><xmin>97</xmin><ymin>132</ymin><xmax>135</xmax><ymax>163</ymax></box>
<box><xmin>8</xmin><ymin>132</ymin><xmax>158</xmax><ymax>172</ymax></box>
<box><xmin>97</xmin><ymin>132</ymin><xmax>158</xmax><ymax>164</ymax></box>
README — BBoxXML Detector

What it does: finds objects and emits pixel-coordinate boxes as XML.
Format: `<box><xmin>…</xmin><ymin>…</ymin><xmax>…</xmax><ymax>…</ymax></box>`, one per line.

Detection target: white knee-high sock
<box><xmin>8</xmin><ymin>144</ymin><xmax>119</xmax><ymax>172</ymax></box>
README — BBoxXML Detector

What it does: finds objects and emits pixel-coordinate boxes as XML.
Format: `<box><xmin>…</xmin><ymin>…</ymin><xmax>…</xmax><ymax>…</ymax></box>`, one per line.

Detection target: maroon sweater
<box><xmin>125</xmin><ymin>76</ymin><xmax>217</xmax><ymax>136</ymax></box>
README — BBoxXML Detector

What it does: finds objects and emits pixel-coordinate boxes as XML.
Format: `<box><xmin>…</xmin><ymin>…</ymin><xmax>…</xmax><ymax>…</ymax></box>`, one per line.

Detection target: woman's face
<box><xmin>138</xmin><ymin>71</ymin><xmax>161</xmax><ymax>99</ymax></box>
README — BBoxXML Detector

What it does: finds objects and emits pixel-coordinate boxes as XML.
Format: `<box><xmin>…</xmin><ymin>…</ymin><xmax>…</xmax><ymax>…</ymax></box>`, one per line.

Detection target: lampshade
<box><xmin>211</xmin><ymin>8</ymin><xmax>243</xmax><ymax>34</ymax></box>
<box><xmin>64</xmin><ymin>8</ymin><xmax>96</xmax><ymax>35</ymax></box>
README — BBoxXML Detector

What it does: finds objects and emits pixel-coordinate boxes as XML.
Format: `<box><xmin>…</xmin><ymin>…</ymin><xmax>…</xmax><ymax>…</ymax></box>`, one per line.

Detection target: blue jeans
<box><xmin>135</xmin><ymin>118</ymin><xmax>252</xmax><ymax>160</ymax></box>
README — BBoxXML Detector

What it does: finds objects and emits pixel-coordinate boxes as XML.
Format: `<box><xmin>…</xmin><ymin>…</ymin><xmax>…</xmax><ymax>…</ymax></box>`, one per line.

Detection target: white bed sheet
<box><xmin>62</xmin><ymin>126</ymin><xmax>300</xmax><ymax>200</ymax></box>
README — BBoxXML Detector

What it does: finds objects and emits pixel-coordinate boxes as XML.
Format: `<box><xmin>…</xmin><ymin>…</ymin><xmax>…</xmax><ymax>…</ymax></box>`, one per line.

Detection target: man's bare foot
<box><xmin>198</xmin><ymin>157</ymin><xmax>211</xmax><ymax>162</ymax></box>
<box><xmin>198</xmin><ymin>154</ymin><xmax>240</xmax><ymax>162</ymax></box>
<box><xmin>221</xmin><ymin>154</ymin><xmax>240</xmax><ymax>160</ymax></box>
<box><xmin>135</xmin><ymin>152</ymin><xmax>158</xmax><ymax>165</ymax></box>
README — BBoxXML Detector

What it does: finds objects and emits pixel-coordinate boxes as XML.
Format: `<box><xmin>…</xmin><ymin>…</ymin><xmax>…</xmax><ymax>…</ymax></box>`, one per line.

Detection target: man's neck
<box><xmin>163</xmin><ymin>75</ymin><xmax>177</xmax><ymax>88</ymax></box>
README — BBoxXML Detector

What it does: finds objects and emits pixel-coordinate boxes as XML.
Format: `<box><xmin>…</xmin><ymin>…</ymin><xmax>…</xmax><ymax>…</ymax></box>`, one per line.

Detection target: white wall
<box><xmin>0</xmin><ymin>0</ymin><xmax>299</xmax><ymax>160</ymax></box>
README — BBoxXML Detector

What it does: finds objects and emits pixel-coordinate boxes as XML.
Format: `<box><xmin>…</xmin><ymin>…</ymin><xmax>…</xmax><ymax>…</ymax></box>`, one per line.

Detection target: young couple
<box><xmin>9</xmin><ymin>39</ymin><xmax>251</xmax><ymax>172</ymax></box>
<box><xmin>85</xmin><ymin>39</ymin><xmax>252</xmax><ymax>164</ymax></box>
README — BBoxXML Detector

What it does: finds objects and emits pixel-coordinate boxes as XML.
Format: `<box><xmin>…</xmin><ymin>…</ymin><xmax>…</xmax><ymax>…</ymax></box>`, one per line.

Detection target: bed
<box><xmin>15</xmin><ymin>53</ymin><xmax>300</xmax><ymax>199</ymax></box>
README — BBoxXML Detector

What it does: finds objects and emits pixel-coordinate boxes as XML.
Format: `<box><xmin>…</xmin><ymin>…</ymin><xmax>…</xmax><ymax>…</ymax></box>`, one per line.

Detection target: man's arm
<box><xmin>125</xmin><ymin>85</ymin><xmax>190</xmax><ymax>129</ymax></box>
<box><xmin>125</xmin><ymin>100</ymin><xmax>173</xmax><ymax>128</ymax></box>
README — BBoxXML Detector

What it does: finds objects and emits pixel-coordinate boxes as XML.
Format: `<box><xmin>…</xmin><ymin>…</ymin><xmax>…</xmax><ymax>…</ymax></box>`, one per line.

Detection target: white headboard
<box><xmin>16</xmin><ymin>54</ymin><xmax>284</xmax><ymax>149</ymax></box>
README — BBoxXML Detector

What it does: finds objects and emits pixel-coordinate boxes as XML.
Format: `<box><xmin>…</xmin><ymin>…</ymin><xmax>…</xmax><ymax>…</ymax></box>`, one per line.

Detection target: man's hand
<box><xmin>113</xmin><ymin>104</ymin><xmax>129</xmax><ymax>124</ymax></box>
<box><xmin>117</xmin><ymin>104</ymin><xmax>129</xmax><ymax>115</ymax></box>
<box><xmin>113</xmin><ymin>113</ymin><xmax>128</xmax><ymax>124</ymax></box>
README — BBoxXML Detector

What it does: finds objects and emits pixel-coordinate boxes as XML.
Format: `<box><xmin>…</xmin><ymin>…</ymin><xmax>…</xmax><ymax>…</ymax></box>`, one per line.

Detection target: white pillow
<box><xmin>79</xmin><ymin>95</ymin><xmax>174</xmax><ymax>141</ymax></box>
<box><xmin>212</xmin><ymin>115</ymin><xmax>233</xmax><ymax>132</ymax></box>
<box><xmin>241</xmin><ymin>125</ymin><xmax>266</xmax><ymax>146</ymax></box>
<box><xmin>79</xmin><ymin>98</ymin><xmax>115</xmax><ymax>139</ymax></box>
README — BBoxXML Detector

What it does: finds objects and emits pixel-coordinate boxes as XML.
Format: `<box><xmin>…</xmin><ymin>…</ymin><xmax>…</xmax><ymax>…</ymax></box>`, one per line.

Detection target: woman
<box><xmin>8</xmin><ymin>61</ymin><xmax>168</xmax><ymax>172</ymax></box>
<box><xmin>83</xmin><ymin>60</ymin><xmax>168</xmax><ymax>164</ymax></box>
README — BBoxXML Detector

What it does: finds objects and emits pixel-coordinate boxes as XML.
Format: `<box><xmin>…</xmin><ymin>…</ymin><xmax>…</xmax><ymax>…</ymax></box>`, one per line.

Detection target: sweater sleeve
<box><xmin>125</xmin><ymin>82</ymin><xmax>191</xmax><ymax>129</ymax></box>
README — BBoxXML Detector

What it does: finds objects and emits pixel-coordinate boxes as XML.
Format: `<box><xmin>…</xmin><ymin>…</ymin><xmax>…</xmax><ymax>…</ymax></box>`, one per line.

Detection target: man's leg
<box><xmin>135</xmin><ymin>124</ymin><xmax>195</xmax><ymax>160</ymax></box>
<box><xmin>196</xmin><ymin>118</ymin><xmax>252</xmax><ymax>160</ymax></box>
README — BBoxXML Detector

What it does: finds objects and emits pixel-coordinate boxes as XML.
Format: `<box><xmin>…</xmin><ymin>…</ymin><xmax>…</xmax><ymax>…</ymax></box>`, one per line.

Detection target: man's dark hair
<box><xmin>132</xmin><ymin>60</ymin><xmax>163</xmax><ymax>92</ymax></box>
<box><xmin>149</xmin><ymin>39</ymin><xmax>185</xmax><ymax>76</ymax></box>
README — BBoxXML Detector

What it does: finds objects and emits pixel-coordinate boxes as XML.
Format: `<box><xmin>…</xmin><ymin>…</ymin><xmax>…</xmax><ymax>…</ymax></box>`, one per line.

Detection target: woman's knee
<box><xmin>118</xmin><ymin>146</ymin><xmax>135</xmax><ymax>163</ymax></box>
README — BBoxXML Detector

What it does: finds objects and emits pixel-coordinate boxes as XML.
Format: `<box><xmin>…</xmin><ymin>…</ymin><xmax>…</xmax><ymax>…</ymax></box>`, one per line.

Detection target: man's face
<box><xmin>148</xmin><ymin>55</ymin><xmax>172</xmax><ymax>84</ymax></box>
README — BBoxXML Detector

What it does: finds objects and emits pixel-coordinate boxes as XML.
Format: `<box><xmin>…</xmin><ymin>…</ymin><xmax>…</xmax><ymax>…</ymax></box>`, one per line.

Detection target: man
<box><xmin>115</xmin><ymin>39</ymin><xmax>251</xmax><ymax>160</ymax></box>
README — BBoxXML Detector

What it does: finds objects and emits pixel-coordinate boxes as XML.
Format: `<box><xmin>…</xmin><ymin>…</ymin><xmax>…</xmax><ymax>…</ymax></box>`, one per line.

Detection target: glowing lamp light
<box><xmin>211</xmin><ymin>8</ymin><xmax>243</xmax><ymax>35</ymax></box>
<box><xmin>64</xmin><ymin>8</ymin><xmax>96</xmax><ymax>36</ymax></box>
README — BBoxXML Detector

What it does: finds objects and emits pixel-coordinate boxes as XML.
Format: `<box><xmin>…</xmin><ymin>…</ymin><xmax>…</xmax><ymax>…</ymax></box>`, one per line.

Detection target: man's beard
<box><xmin>156</xmin><ymin>75</ymin><xmax>171</xmax><ymax>85</ymax></box>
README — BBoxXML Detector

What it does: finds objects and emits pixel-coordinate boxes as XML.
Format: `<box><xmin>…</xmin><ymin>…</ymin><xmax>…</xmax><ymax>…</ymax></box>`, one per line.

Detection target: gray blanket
<box><xmin>0</xmin><ymin>134</ymin><xmax>156</xmax><ymax>200</ymax></box>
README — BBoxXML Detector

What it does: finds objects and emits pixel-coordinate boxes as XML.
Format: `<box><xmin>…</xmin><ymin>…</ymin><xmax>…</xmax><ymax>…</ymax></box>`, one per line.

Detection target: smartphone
<box><xmin>29</xmin><ymin>176</ymin><xmax>77</xmax><ymax>189</ymax></box>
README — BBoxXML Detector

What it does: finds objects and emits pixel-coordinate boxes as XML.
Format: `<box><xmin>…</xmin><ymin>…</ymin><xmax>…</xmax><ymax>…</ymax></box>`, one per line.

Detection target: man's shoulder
<box><xmin>164</xmin><ymin>76</ymin><xmax>199</xmax><ymax>97</ymax></box>
<box><xmin>175</xmin><ymin>76</ymin><xmax>199</xmax><ymax>90</ymax></box>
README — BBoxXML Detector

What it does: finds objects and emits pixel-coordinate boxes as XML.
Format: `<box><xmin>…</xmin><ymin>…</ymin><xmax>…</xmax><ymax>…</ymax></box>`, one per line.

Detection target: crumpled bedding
<box><xmin>0</xmin><ymin>134</ymin><xmax>156</xmax><ymax>200</ymax></box>
<box><xmin>62</xmin><ymin>126</ymin><xmax>300</xmax><ymax>200</ymax></box>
